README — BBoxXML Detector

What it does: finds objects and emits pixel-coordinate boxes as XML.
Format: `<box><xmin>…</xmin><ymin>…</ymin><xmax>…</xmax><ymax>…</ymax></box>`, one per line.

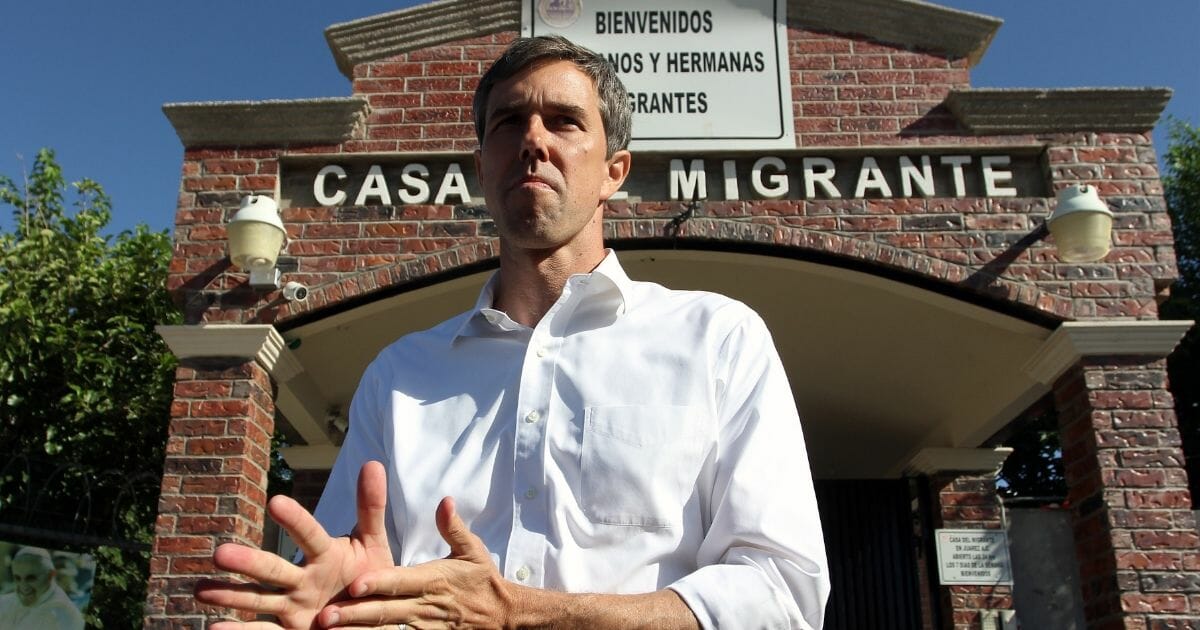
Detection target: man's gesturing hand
<box><xmin>195</xmin><ymin>461</ymin><xmax>395</xmax><ymax>629</ymax></box>
<box><xmin>316</xmin><ymin>496</ymin><xmax>516</xmax><ymax>629</ymax></box>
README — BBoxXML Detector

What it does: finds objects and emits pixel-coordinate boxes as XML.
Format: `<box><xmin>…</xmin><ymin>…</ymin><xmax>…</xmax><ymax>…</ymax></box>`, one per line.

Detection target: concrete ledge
<box><xmin>791</xmin><ymin>0</ymin><xmax>1001</xmax><ymax>66</ymax></box>
<box><xmin>326</xmin><ymin>0</ymin><xmax>519</xmax><ymax>77</ymax></box>
<box><xmin>157</xmin><ymin>324</ymin><xmax>336</xmax><ymax>447</ymax></box>
<box><xmin>157</xmin><ymin>324</ymin><xmax>288</xmax><ymax>372</ymax></box>
<box><xmin>945</xmin><ymin>88</ymin><xmax>1173</xmax><ymax>134</ymax></box>
<box><xmin>324</xmin><ymin>0</ymin><xmax>1000</xmax><ymax>78</ymax></box>
<box><xmin>1023</xmin><ymin>320</ymin><xmax>1195</xmax><ymax>386</ymax></box>
<box><xmin>905</xmin><ymin>447</ymin><xmax>1013</xmax><ymax>475</ymax></box>
<box><xmin>163</xmin><ymin>97</ymin><xmax>369</xmax><ymax>148</ymax></box>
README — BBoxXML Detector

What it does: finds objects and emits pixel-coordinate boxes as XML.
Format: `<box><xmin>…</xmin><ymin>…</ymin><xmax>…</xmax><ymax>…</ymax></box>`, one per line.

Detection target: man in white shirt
<box><xmin>0</xmin><ymin>547</ymin><xmax>84</xmax><ymax>630</ymax></box>
<box><xmin>196</xmin><ymin>35</ymin><xmax>828</xmax><ymax>629</ymax></box>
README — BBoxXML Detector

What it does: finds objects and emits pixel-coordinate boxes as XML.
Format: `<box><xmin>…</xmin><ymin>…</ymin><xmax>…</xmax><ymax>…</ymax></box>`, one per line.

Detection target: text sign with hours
<box><xmin>935</xmin><ymin>529</ymin><xmax>1013</xmax><ymax>585</ymax></box>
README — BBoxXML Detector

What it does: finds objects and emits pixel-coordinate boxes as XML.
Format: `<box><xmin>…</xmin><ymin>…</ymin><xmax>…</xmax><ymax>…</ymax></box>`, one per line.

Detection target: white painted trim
<box><xmin>157</xmin><ymin>324</ymin><xmax>333</xmax><ymax>447</ymax></box>
<box><xmin>157</xmin><ymin>324</ymin><xmax>283</xmax><ymax>370</ymax></box>
<box><xmin>1023</xmin><ymin>320</ymin><xmax>1194</xmax><ymax>385</ymax></box>
<box><xmin>905</xmin><ymin>447</ymin><xmax>1013</xmax><ymax>475</ymax></box>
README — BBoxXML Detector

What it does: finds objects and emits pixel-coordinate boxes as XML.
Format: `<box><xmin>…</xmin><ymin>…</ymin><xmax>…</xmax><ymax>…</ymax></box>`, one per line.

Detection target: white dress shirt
<box><xmin>313</xmin><ymin>251</ymin><xmax>829</xmax><ymax>629</ymax></box>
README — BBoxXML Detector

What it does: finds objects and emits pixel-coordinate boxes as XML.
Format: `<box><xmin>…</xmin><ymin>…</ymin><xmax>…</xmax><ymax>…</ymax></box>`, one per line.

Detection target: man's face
<box><xmin>10</xmin><ymin>557</ymin><xmax>52</xmax><ymax>606</ymax></box>
<box><xmin>475</xmin><ymin>60</ymin><xmax>630</xmax><ymax>251</ymax></box>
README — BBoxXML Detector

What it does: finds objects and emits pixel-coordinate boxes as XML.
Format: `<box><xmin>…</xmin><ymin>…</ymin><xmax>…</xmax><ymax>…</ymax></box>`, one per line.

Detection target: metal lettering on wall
<box><xmin>280</xmin><ymin>149</ymin><xmax>1047</xmax><ymax>208</ymax></box>
<box><xmin>523</xmin><ymin>0</ymin><xmax>794</xmax><ymax>150</ymax></box>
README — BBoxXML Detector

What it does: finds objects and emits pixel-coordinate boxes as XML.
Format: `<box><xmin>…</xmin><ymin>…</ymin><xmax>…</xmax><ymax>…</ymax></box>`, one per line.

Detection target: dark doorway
<box><xmin>815</xmin><ymin>479</ymin><xmax>925</xmax><ymax>629</ymax></box>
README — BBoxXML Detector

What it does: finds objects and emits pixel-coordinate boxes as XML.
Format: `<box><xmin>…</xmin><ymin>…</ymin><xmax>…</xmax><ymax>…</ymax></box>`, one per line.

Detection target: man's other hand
<box><xmin>315</xmin><ymin>496</ymin><xmax>515</xmax><ymax>629</ymax></box>
<box><xmin>195</xmin><ymin>461</ymin><xmax>395</xmax><ymax>629</ymax></box>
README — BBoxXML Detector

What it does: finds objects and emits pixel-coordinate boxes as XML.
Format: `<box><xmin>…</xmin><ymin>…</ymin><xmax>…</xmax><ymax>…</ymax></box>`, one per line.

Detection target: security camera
<box><xmin>282</xmin><ymin>281</ymin><xmax>308</xmax><ymax>302</ymax></box>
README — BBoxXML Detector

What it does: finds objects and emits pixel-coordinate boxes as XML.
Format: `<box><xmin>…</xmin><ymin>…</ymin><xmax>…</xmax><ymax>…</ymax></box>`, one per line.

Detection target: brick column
<box><xmin>145</xmin><ymin>325</ymin><xmax>294</xmax><ymax>627</ymax></box>
<box><xmin>1024</xmin><ymin>321</ymin><xmax>1196</xmax><ymax>629</ymax></box>
<box><xmin>909</xmin><ymin>448</ymin><xmax>1015</xmax><ymax>630</ymax></box>
<box><xmin>291</xmin><ymin>468</ymin><xmax>332</xmax><ymax>513</ymax></box>
<box><xmin>1053</xmin><ymin>357</ymin><xmax>1198</xmax><ymax>628</ymax></box>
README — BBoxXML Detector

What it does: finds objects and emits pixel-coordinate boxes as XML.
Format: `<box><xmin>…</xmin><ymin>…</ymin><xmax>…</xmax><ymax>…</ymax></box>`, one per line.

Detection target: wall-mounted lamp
<box><xmin>1047</xmin><ymin>184</ymin><xmax>1114</xmax><ymax>263</ymax></box>
<box><xmin>228</xmin><ymin>195</ymin><xmax>286</xmax><ymax>289</ymax></box>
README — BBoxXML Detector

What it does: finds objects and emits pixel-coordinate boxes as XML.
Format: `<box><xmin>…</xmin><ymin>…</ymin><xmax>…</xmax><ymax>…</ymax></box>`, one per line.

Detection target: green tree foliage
<box><xmin>0</xmin><ymin>149</ymin><xmax>179</xmax><ymax>627</ymax></box>
<box><xmin>996</xmin><ymin>404</ymin><xmax>1066</xmax><ymax>500</ymax></box>
<box><xmin>1159</xmin><ymin>119</ymin><xmax>1200</xmax><ymax>499</ymax></box>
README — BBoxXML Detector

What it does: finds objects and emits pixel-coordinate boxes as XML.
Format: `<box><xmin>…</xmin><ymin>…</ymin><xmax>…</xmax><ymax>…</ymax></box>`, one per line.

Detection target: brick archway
<box><xmin>264</xmin><ymin>217</ymin><xmax>1070</xmax><ymax>329</ymax></box>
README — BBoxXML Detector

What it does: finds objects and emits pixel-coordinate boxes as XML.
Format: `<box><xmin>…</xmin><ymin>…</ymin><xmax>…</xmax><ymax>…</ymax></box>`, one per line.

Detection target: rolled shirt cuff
<box><xmin>668</xmin><ymin>563</ymin><xmax>811</xmax><ymax>630</ymax></box>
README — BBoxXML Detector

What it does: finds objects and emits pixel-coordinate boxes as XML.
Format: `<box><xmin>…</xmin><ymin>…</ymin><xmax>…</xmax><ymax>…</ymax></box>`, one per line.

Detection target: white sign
<box><xmin>935</xmin><ymin>529</ymin><xmax>1014</xmax><ymax>585</ymax></box>
<box><xmin>523</xmin><ymin>0</ymin><xmax>794</xmax><ymax>150</ymax></box>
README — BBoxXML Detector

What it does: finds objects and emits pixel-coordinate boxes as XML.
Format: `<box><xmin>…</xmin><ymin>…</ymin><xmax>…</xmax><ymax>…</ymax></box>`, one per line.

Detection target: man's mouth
<box><xmin>516</xmin><ymin>175</ymin><xmax>554</xmax><ymax>191</ymax></box>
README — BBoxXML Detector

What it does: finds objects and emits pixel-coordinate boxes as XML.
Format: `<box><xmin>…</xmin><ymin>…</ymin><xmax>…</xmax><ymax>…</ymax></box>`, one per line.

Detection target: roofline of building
<box><xmin>162</xmin><ymin>97</ymin><xmax>370</xmax><ymax>149</ymax></box>
<box><xmin>945</xmin><ymin>87</ymin><xmax>1174</xmax><ymax>135</ymax></box>
<box><xmin>160</xmin><ymin>87</ymin><xmax>1173</xmax><ymax>149</ymax></box>
<box><xmin>324</xmin><ymin>0</ymin><xmax>1002</xmax><ymax>79</ymax></box>
<box><xmin>794</xmin><ymin>0</ymin><xmax>1000</xmax><ymax>66</ymax></box>
<box><xmin>325</xmin><ymin>0</ymin><xmax>519</xmax><ymax>78</ymax></box>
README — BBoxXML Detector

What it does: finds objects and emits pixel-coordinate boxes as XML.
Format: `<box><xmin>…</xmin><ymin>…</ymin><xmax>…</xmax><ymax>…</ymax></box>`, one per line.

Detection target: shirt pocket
<box><xmin>581</xmin><ymin>404</ymin><xmax>711</xmax><ymax>528</ymax></box>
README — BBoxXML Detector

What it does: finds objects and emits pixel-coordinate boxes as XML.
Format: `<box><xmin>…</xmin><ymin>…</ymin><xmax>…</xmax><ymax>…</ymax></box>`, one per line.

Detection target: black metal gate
<box><xmin>815</xmin><ymin>479</ymin><xmax>925</xmax><ymax>630</ymax></box>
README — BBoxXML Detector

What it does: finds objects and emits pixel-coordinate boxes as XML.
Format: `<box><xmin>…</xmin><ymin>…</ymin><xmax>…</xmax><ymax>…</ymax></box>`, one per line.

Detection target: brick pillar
<box><xmin>907</xmin><ymin>448</ymin><xmax>1015</xmax><ymax>630</ymax></box>
<box><xmin>146</xmin><ymin>325</ymin><xmax>291</xmax><ymax>627</ymax></box>
<box><xmin>291</xmin><ymin>468</ymin><xmax>332</xmax><ymax>513</ymax></box>
<box><xmin>1053</xmin><ymin>356</ymin><xmax>1198</xmax><ymax>628</ymax></box>
<box><xmin>931</xmin><ymin>471</ymin><xmax>1015</xmax><ymax>629</ymax></box>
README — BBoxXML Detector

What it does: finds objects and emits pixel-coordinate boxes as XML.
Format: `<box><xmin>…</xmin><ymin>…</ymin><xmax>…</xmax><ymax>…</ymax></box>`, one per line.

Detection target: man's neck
<box><xmin>492</xmin><ymin>239</ymin><xmax>607</xmax><ymax>328</ymax></box>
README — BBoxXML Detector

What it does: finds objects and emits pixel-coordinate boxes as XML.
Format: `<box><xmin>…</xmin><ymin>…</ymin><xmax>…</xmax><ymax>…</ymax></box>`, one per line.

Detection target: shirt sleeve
<box><xmin>668</xmin><ymin>305</ymin><xmax>830</xmax><ymax>629</ymax></box>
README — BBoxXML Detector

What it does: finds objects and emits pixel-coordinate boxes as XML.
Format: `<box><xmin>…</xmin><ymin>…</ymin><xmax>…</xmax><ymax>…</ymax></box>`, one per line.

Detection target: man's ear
<box><xmin>600</xmin><ymin>150</ymin><xmax>632</xmax><ymax>201</ymax></box>
<box><xmin>473</xmin><ymin>148</ymin><xmax>483</xmax><ymax>185</ymax></box>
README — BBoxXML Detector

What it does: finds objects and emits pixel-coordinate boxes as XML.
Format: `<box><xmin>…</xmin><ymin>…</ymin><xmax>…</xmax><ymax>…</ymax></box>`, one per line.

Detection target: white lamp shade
<box><xmin>1048</xmin><ymin>185</ymin><xmax>1114</xmax><ymax>263</ymax></box>
<box><xmin>228</xmin><ymin>195</ymin><xmax>285</xmax><ymax>270</ymax></box>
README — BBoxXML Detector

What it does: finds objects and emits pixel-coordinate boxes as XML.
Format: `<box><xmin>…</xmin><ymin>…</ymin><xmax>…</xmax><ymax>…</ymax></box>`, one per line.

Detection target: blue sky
<box><xmin>1</xmin><ymin>1</ymin><xmax>1196</xmax><ymax>236</ymax></box>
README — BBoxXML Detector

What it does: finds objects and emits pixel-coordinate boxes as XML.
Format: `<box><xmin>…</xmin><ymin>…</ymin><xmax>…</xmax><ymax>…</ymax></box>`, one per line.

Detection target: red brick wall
<box><xmin>145</xmin><ymin>359</ymin><xmax>275</xmax><ymax>626</ymax></box>
<box><xmin>930</xmin><ymin>472</ymin><xmax>1015</xmax><ymax>630</ymax></box>
<box><xmin>788</xmin><ymin>30</ymin><xmax>969</xmax><ymax>146</ymax></box>
<box><xmin>291</xmin><ymin>468</ymin><xmax>332</xmax><ymax>513</ymax></box>
<box><xmin>1054</xmin><ymin>357</ymin><xmax>1197</xmax><ymax>628</ymax></box>
<box><xmin>164</xmin><ymin>29</ymin><xmax>1175</xmax><ymax>328</ymax></box>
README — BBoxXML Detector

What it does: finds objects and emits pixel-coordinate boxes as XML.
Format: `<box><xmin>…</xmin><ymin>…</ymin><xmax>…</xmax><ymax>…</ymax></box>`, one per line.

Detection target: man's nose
<box><xmin>519</xmin><ymin>116</ymin><xmax>550</xmax><ymax>163</ymax></box>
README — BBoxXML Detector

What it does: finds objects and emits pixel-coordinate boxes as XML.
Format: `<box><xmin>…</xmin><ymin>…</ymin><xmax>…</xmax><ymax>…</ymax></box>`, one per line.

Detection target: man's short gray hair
<box><xmin>472</xmin><ymin>35</ymin><xmax>632</xmax><ymax>157</ymax></box>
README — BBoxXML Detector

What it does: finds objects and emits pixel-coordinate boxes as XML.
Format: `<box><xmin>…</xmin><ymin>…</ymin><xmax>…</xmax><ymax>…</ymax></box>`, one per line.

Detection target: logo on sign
<box><xmin>538</xmin><ymin>0</ymin><xmax>582</xmax><ymax>28</ymax></box>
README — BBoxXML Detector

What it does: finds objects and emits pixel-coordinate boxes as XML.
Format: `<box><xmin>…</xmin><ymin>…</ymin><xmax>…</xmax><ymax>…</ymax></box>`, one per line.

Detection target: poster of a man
<box><xmin>0</xmin><ymin>546</ymin><xmax>86</xmax><ymax>630</ymax></box>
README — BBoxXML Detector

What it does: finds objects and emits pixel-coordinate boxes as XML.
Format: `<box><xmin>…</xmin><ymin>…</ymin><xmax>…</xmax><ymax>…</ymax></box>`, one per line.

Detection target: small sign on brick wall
<box><xmin>935</xmin><ymin>529</ymin><xmax>1013</xmax><ymax>585</ymax></box>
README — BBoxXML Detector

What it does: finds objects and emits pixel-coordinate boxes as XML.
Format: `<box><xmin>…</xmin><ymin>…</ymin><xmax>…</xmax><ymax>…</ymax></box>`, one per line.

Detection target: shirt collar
<box><xmin>452</xmin><ymin>249</ymin><xmax>634</xmax><ymax>343</ymax></box>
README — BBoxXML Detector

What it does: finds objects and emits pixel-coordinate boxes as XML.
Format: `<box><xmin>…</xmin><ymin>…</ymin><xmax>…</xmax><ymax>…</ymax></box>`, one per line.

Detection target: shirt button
<box><xmin>524</xmin><ymin>487</ymin><xmax>538</xmax><ymax>500</ymax></box>
<box><xmin>536</xmin><ymin>346</ymin><xmax>547</xmax><ymax>358</ymax></box>
<box><xmin>525</xmin><ymin>410</ymin><xmax>540</xmax><ymax>423</ymax></box>
<box><xmin>515</xmin><ymin>566</ymin><xmax>531</xmax><ymax>581</ymax></box>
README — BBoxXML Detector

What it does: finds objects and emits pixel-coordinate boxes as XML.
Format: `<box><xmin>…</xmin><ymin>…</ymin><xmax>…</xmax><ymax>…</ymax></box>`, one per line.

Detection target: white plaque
<box><xmin>523</xmin><ymin>0</ymin><xmax>794</xmax><ymax>150</ymax></box>
<box><xmin>935</xmin><ymin>529</ymin><xmax>1014</xmax><ymax>585</ymax></box>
